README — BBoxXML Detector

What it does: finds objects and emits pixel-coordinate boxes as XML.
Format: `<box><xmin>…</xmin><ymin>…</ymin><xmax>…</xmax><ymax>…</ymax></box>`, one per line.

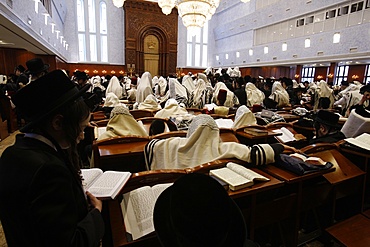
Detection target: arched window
<box><xmin>186</xmin><ymin>23</ymin><xmax>208</xmax><ymax>68</ymax></box>
<box><xmin>77</xmin><ymin>0</ymin><xmax>108</xmax><ymax>62</ymax></box>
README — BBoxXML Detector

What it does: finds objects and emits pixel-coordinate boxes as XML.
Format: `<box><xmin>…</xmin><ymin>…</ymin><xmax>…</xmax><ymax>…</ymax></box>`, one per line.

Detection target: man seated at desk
<box><xmin>309</xmin><ymin>110</ymin><xmax>345</xmax><ymax>144</ymax></box>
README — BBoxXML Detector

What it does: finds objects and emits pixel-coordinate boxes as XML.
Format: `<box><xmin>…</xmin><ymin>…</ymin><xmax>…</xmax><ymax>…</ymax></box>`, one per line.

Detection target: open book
<box><xmin>289</xmin><ymin>153</ymin><xmax>326</xmax><ymax>166</ymax></box>
<box><xmin>272</xmin><ymin>127</ymin><xmax>296</xmax><ymax>143</ymax></box>
<box><xmin>345</xmin><ymin>133</ymin><xmax>370</xmax><ymax>151</ymax></box>
<box><xmin>215</xmin><ymin>118</ymin><xmax>234</xmax><ymax>129</ymax></box>
<box><xmin>94</xmin><ymin>126</ymin><xmax>106</xmax><ymax>139</ymax></box>
<box><xmin>243</xmin><ymin>127</ymin><xmax>268</xmax><ymax>136</ymax></box>
<box><xmin>81</xmin><ymin>168</ymin><xmax>131</xmax><ymax>200</ymax></box>
<box><xmin>209</xmin><ymin>162</ymin><xmax>270</xmax><ymax>191</ymax></box>
<box><xmin>120</xmin><ymin>183</ymin><xmax>173</xmax><ymax>241</ymax></box>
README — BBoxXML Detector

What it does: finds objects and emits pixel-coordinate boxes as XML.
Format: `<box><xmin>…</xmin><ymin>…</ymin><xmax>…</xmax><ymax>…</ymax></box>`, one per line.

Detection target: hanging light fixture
<box><xmin>158</xmin><ymin>0</ymin><xmax>176</xmax><ymax>15</ymax></box>
<box><xmin>112</xmin><ymin>0</ymin><xmax>125</xmax><ymax>8</ymax></box>
<box><xmin>112</xmin><ymin>0</ymin><xmax>247</xmax><ymax>30</ymax></box>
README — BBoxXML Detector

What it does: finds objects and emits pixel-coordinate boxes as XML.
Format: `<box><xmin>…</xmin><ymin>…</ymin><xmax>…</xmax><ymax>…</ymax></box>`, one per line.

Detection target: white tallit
<box><xmin>245</xmin><ymin>82</ymin><xmax>265</xmax><ymax>107</ymax></box>
<box><xmin>269</xmin><ymin>81</ymin><xmax>290</xmax><ymax>107</ymax></box>
<box><xmin>97</xmin><ymin>105</ymin><xmax>148</xmax><ymax>140</ymax></box>
<box><xmin>169</xmin><ymin>78</ymin><xmax>188</xmax><ymax>100</ymax></box>
<box><xmin>232</xmin><ymin>105</ymin><xmax>257</xmax><ymax>128</ymax></box>
<box><xmin>182</xmin><ymin>75</ymin><xmax>195</xmax><ymax>94</ymax></box>
<box><xmin>136</xmin><ymin>72</ymin><xmax>153</xmax><ymax>104</ymax></box>
<box><xmin>212</xmin><ymin>82</ymin><xmax>237</xmax><ymax>107</ymax></box>
<box><xmin>154</xmin><ymin>98</ymin><xmax>188</xmax><ymax>118</ymax></box>
<box><xmin>105</xmin><ymin>76</ymin><xmax>123</xmax><ymax>99</ymax></box>
<box><xmin>146</xmin><ymin>114</ymin><xmax>276</xmax><ymax>170</ymax></box>
<box><xmin>138</xmin><ymin>94</ymin><xmax>162</xmax><ymax>111</ymax></box>
<box><xmin>313</xmin><ymin>80</ymin><xmax>335</xmax><ymax>110</ymax></box>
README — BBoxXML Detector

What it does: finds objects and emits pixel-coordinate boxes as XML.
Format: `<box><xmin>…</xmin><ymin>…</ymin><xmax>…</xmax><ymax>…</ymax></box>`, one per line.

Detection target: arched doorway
<box><xmin>143</xmin><ymin>35</ymin><xmax>159</xmax><ymax>76</ymax></box>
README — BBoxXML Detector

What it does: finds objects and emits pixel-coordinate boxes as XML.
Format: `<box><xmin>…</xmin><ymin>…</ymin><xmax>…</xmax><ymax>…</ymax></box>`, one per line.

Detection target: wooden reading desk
<box><xmin>235</xmin><ymin>126</ymin><xmax>282</xmax><ymax>145</ymax></box>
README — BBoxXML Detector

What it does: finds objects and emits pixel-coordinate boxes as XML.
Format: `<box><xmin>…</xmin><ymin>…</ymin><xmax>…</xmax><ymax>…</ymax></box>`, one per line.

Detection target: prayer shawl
<box><xmin>136</xmin><ymin>72</ymin><xmax>153</xmax><ymax>104</ymax></box>
<box><xmin>182</xmin><ymin>75</ymin><xmax>195</xmax><ymax>96</ymax></box>
<box><xmin>104</xmin><ymin>92</ymin><xmax>123</xmax><ymax>107</ymax></box>
<box><xmin>269</xmin><ymin>81</ymin><xmax>290</xmax><ymax>107</ymax></box>
<box><xmin>232</xmin><ymin>105</ymin><xmax>257</xmax><ymax>128</ymax></box>
<box><xmin>313</xmin><ymin>80</ymin><xmax>335</xmax><ymax>110</ymax></box>
<box><xmin>197</xmin><ymin>73</ymin><xmax>209</xmax><ymax>85</ymax></box>
<box><xmin>230</xmin><ymin>67</ymin><xmax>241</xmax><ymax>77</ymax></box>
<box><xmin>105</xmin><ymin>76</ymin><xmax>123</xmax><ymax>99</ymax></box>
<box><xmin>91</xmin><ymin>76</ymin><xmax>105</xmax><ymax>92</ymax></box>
<box><xmin>127</xmin><ymin>88</ymin><xmax>137</xmax><ymax>102</ymax></box>
<box><xmin>145</xmin><ymin>114</ymin><xmax>277</xmax><ymax>170</ymax></box>
<box><xmin>169</xmin><ymin>78</ymin><xmax>188</xmax><ymax>105</ymax></box>
<box><xmin>212</xmin><ymin>82</ymin><xmax>239</xmax><ymax>107</ymax></box>
<box><xmin>245</xmin><ymin>82</ymin><xmax>265</xmax><ymax>107</ymax></box>
<box><xmin>188</xmin><ymin>78</ymin><xmax>208</xmax><ymax>109</ymax></box>
<box><xmin>124</xmin><ymin>77</ymin><xmax>131</xmax><ymax>90</ymax></box>
<box><xmin>97</xmin><ymin>106</ymin><xmax>148</xmax><ymax>140</ymax></box>
<box><xmin>138</xmin><ymin>94</ymin><xmax>162</xmax><ymax>111</ymax></box>
<box><xmin>157</xmin><ymin>76</ymin><xmax>167</xmax><ymax>96</ymax></box>
<box><xmin>154</xmin><ymin>98</ymin><xmax>188</xmax><ymax>118</ymax></box>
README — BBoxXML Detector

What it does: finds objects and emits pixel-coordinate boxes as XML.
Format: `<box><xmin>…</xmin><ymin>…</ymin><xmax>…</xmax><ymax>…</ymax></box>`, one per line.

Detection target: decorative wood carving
<box><xmin>124</xmin><ymin>0</ymin><xmax>178</xmax><ymax>76</ymax></box>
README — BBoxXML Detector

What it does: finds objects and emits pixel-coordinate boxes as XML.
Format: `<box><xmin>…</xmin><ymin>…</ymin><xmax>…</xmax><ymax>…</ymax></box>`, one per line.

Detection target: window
<box><xmin>301</xmin><ymin>67</ymin><xmax>316</xmax><ymax>83</ymax></box>
<box><xmin>306</xmin><ymin>16</ymin><xmax>314</xmax><ymax>24</ymax></box>
<box><xmin>351</xmin><ymin>2</ymin><xmax>364</xmax><ymax>13</ymax></box>
<box><xmin>366</xmin><ymin>0</ymin><xmax>370</xmax><ymax>8</ymax></box>
<box><xmin>338</xmin><ymin>6</ymin><xmax>349</xmax><ymax>16</ymax></box>
<box><xmin>365</xmin><ymin>65</ymin><xmax>370</xmax><ymax>84</ymax></box>
<box><xmin>186</xmin><ymin>22</ymin><xmax>208</xmax><ymax>68</ymax></box>
<box><xmin>326</xmin><ymin>9</ymin><xmax>336</xmax><ymax>19</ymax></box>
<box><xmin>77</xmin><ymin>0</ymin><xmax>108</xmax><ymax>62</ymax></box>
<box><xmin>305</xmin><ymin>38</ymin><xmax>311</xmax><ymax>48</ymax></box>
<box><xmin>296</xmin><ymin>18</ymin><xmax>305</xmax><ymax>27</ymax></box>
<box><xmin>334</xmin><ymin>65</ymin><xmax>349</xmax><ymax>85</ymax></box>
<box><xmin>41</xmin><ymin>0</ymin><xmax>52</xmax><ymax>17</ymax></box>
<box><xmin>333</xmin><ymin>33</ymin><xmax>340</xmax><ymax>43</ymax></box>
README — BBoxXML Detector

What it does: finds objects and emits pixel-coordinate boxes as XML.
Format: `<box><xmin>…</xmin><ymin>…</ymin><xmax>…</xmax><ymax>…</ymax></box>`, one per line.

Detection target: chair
<box><xmin>91</xmin><ymin>111</ymin><xmax>107</xmax><ymax>121</ymax></box>
<box><xmin>92</xmin><ymin>135</ymin><xmax>150</xmax><ymax>172</ymax></box>
<box><xmin>325</xmin><ymin>213</ymin><xmax>370</xmax><ymax>246</ymax></box>
<box><xmin>129</xmin><ymin>109</ymin><xmax>156</xmax><ymax>119</ymax></box>
<box><xmin>95</xmin><ymin>119</ymin><xmax>109</xmax><ymax>127</ymax></box>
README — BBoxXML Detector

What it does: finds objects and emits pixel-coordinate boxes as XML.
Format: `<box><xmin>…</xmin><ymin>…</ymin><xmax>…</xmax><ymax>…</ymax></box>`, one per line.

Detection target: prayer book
<box><xmin>81</xmin><ymin>168</ymin><xmax>131</xmax><ymax>200</ymax></box>
<box><xmin>209</xmin><ymin>162</ymin><xmax>270</xmax><ymax>191</ymax></box>
<box><xmin>94</xmin><ymin>126</ymin><xmax>106</xmax><ymax>139</ymax></box>
<box><xmin>215</xmin><ymin>118</ymin><xmax>234</xmax><ymax>129</ymax></box>
<box><xmin>289</xmin><ymin>153</ymin><xmax>326</xmax><ymax>166</ymax></box>
<box><xmin>120</xmin><ymin>183</ymin><xmax>173</xmax><ymax>241</ymax></box>
<box><xmin>272</xmin><ymin>127</ymin><xmax>296</xmax><ymax>143</ymax></box>
<box><xmin>345</xmin><ymin>133</ymin><xmax>370</xmax><ymax>151</ymax></box>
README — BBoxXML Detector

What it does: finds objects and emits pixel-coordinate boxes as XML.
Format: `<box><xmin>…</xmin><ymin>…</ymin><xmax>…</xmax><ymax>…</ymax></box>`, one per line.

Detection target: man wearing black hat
<box><xmin>0</xmin><ymin>70</ymin><xmax>104</xmax><ymax>246</ymax></box>
<box><xmin>25</xmin><ymin>57</ymin><xmax>50</xmax><ymax>82</ymax></box>
<box><xmin>309</xmin><ymin>110</ymin><xmax>345</xmax><ymax>144</ymax></box>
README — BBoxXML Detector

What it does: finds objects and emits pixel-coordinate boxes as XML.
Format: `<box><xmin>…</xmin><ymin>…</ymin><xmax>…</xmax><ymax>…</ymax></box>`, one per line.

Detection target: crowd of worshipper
<box><xmin>2</xmin><ymin>60</ymin><xmax>370</xmax><ymax>170</ymax></box>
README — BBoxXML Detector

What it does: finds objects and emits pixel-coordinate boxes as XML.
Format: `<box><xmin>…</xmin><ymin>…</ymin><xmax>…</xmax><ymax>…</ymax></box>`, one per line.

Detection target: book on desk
<box><xmin>209</xmin><ymin>162</ymin><xmax>270</xmax><ymax>191</ymax></box>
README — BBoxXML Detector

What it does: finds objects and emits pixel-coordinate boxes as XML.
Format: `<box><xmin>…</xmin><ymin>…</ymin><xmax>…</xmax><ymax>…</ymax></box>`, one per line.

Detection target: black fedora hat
<box><xmin>314</xmin><ymin>110</ymin><xmax>341</xmax><ymax>128</ymax></box>
<box><xmin>154</xmin><ymin>173</ymin><xmax>251</xmax><ymax>247</ymax></box>
<box><xmin>26</xmin><ymin>58</ymin><xmax>50</xmax><ymax>74</ymax></box>
<box><xmin>12</xmin><ymin>70</ymin><xmax>90</xmax><ymax>132</ymax></box>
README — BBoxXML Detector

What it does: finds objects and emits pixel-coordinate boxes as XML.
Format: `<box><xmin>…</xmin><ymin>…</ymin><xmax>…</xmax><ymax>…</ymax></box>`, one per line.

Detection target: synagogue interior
<box><xmin>1</xmin><ymin>0</ymin><xmax>370</xmax><ymax>246</ymax></box>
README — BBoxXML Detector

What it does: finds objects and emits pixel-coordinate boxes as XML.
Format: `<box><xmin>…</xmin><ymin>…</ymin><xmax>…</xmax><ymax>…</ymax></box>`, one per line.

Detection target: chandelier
<box><xmin>112</xmin><ymin>0</ymin><xmax>125</xmax><ymax>8</ymax></box>
<box><xmin>112</xmin><ymin>0</ymin><xmax>250</xmax><ymax>30</ymax></box>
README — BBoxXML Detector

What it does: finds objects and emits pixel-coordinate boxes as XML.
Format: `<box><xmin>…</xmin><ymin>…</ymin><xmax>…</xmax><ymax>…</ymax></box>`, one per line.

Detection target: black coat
<box><xmin>0</xmin><ymin>134</ymin><xmax>104</xmax><ymax>247</ymax></box>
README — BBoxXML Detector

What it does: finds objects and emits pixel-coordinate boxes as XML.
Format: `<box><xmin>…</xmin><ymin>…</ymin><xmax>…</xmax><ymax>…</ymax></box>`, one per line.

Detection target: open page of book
<box><xmin>209</xmin><ymin>167</ymin><xmax>253</xmax><ymax>190</ymax></box>
<box><xmin>94</xmin><ymin>126</ymin><xmax>106</xmax><ymax>139</ymax></box>
<box><xmin>272</xmin><ymin>127</ymin><xmax>296</xmax><ymax>143</ymax></box>
<box><xmin>226</xmin><ymin>162</ymin><xmax>269</xmax><ymax>182</ymax></box>
<box><xmin>289</xmin><ymin>153</ymin><xmax>326</xmax><ymax>166</ymax></box>
<box><xmin>81</xmin><ymin>168</ymin><xmax>103</xmax><ymax>190</ymax></box>
<box><xmin>215</xmin><ymin>118</ymin><xmax>234</xmax><ymax>129</ymax></box>
<box><xmin>121</xmin><ymin>183</ymin><xmax>172</xmax><ymax>241</ymax></box>
<box><xmin>85</xmin><ymin>171</ymin><xmax>131</xmax><ymax>199</ymax></box>
<box><xmin>345</xmin><ymin>133</ymin><xmax>370</xmax><ymax>151</ymax></box>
